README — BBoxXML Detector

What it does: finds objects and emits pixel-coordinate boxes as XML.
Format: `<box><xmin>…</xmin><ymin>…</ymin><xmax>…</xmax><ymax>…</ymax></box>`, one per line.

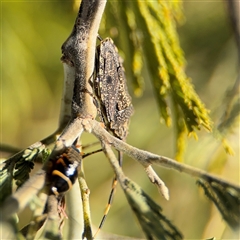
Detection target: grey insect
<box><xmin>94</xmin><ymin>37</ymin><xmax>134</xmax><ymax>141</ymax></box>
<box><xmin>93</xmin><ymin>37</ymin><xmax>134</xmax><ymax>237</ymax></box>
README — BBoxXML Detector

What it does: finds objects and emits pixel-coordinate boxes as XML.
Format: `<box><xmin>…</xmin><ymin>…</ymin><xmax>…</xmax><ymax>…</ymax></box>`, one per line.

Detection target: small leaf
<box><xmin>123</xmin><ymin>178</ymin><xmax>183</xmax><ymax>240</ymax></box>
<box><xmin>0</xmin><ymin>161</ymin><xmax>13</xmax><ymax>203</ymax></box>
<box><xmin>197</xmin><ymin>178</ymin><xmax>240</xmax><ymax>229</ymax></box>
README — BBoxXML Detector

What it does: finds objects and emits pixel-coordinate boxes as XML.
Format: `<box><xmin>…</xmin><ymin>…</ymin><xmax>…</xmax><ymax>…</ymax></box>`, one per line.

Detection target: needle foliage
<box><xmin>101</xmin><ymin>1</ymin><xmax>212</xmax><ymax>160</ymax></box>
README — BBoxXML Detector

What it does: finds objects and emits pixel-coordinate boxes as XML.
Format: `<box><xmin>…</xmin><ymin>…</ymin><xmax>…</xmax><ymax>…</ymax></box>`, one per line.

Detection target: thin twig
<box><xmin>78</xmin><ymin>166</ymin><xmax>93</xmax><ymax>240</ymax></box>
<box><xmin>101</xmin><ymin>142</ymin><xmax>128</xmax><ymax>191</ymax></box>
<box><xmin>1</xmin><ymin>169</ymin><xmax>46</xmax><ymax>219</ymax></box>
<box><xmin>58</xmin><ymin>62</ymin><xmax>75</xmax><ymax>128</ymax></box>
<box><xmin>57</xmin><ymin>117</ymin><xmax>84</xmax><ymax>147</ymax></box>
<box><xmin>145</xmin><ymin>166</ymin><xmax>169</xmax><ymax>200</ymax></box>
<box><xmin>41</xmin><ymin>194</ymin><xmax>61</xmax><ymax>239</ymax></box>
<box><xmin>89</xmin><ymin>119</ymin><xmax>240</xmax><ymax>189</ymax></box>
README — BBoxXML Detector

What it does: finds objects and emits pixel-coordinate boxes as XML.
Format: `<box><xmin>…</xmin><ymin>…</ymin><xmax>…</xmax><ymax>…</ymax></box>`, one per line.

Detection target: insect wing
<box><xmin>98</xmin><ymin>39</ymin><xmax>119</xmax><ymax>123</ymax></box>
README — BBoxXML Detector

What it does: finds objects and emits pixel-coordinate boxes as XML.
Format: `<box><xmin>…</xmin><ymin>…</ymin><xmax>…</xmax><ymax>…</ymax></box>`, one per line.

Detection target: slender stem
<box><xmin>58</xmin><ymin>63</ymin><xmax>76</xmax><ymax>129</ymax></box>
<box><xmin>1</xmin><ymin>169</ymin><xmax>46</xmax><ymax>219</ymax></box>
<box><xmin>65</xmin><ymin>180</ymin><xmax>84</xmax><ymax>240</ymax></box>
<box><xmin>102</xmin><ymin>143</ymin><xmax>127</xmax><ymax>189</ymax></box>
<box><xmin>89</xmin><ymin>119</ymin><xmax>240</xmax><ymax>189</ymax></box>
<box><xmin>78</xmin><ymin>168</ymin><xmax>93</xmax><ymax>240</ymax></box>
<box><xmin>58</xmin><ymin>117</ymin><xmax>84</xmax><ymax>147</ymax></box>
<box><xmin>227</xmin><ymin>0</ymin><xmax>240</xmax><ymax>60</ymax></box>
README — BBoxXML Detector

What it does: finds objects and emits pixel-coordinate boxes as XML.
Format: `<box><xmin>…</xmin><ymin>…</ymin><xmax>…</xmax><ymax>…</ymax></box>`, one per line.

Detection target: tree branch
<box><xmin>61</xmin><ymin>0</ymin><xmax>106</xmax><ymax>118</ymax></box>
<box><xmin>1</xmin><ymin>1</ymin><xmax>239</xmax><ymax>238</ymax></box>
<box><xmin>1</xmin><ymin>169</ymin><xmax>46</xmax><ymax>220</ymax></box>
<box><xmin>1</xmin><ymin>117</ymin><xmax>239</xmax><ymax>230</ymax></box>
<box><xmin>89</xmin><ymin>119</ymin><xmax>240</xmax><ymax>190</ymax></box>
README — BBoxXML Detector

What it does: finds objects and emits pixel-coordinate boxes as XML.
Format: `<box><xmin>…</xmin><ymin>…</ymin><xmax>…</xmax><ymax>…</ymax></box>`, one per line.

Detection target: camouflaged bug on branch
<box><xmin>94</xmin><ymin>37</ymin><xmax>134</xmax><ymax>141</ymax></box>
<box><xmin>93</xmin><ymin>37</ymin><xmax>134</xmax><ymax>236</ymax></box>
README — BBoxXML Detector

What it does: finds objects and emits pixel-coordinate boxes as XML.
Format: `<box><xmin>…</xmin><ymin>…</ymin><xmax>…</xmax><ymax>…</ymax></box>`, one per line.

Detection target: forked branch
<box><xmin>2</xmin><ymin>115</ymin><xmax>239</xmax><ymax>218</ymax></box>
<box><xmin>88</xmin><ymin>119</ymin><xmax>240</xmax><ymax>190</ymax></box>
<box><xmin>1</xmin><ymin>1</ymin><xmax>239</xmax><ymax>238</ymax></box>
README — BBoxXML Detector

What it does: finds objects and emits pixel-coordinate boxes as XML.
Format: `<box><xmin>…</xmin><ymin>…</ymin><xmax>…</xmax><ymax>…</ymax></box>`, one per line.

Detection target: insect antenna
<box><xmin>93</xmin><ymin>150</ymin><xmax>123</xmax><ymax>238</ymax></box>
<box><xmin>82</xmin><ymin>148</ymin><xmax>103</xmax><ymax>159</ymax></box>
<box><xmin>97</xmin><ymin>34</ymin><xmax>103</xmax><ymax>41</ymax></box>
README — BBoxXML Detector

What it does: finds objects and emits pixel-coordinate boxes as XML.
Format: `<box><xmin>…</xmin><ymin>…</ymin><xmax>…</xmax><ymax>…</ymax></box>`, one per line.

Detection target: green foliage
<box><xmin>0</xmin><ymin>161</ymin><xmax>13</xmax><ymax>203</ymax></box>
<box><xmin>0</xmin><ymin>143</ymin><xmax>51</xmax><ymax>203</ymax></box>
<box><xmin>102</xmin><ymin>1</ymin><xmax>212</xmax><ymax>159</ymax></box>
<box><xmin>13</xmin><ymin>147</ymin><xmax>38</xmax><ymax>188</ymax></box>
<box><xmin>124</xmin><ymin>178</ymin><xmax>183</xmax><ymax>240</ymax></box>
<box><xmin>197</xmin><ymin>178</ymin><xmax>240</xmax><ymax>229</ymax></box>
<box><xmin>217</xmin><ymin>76</ymin><xmax>240</xmax><ymax>134</ymax></box>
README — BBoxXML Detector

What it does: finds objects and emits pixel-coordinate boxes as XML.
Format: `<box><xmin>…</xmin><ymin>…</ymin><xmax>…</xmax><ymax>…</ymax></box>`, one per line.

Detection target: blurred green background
<box><xmin>1</xmin><ymin>1</ymin><xmax>239</xmax><ymax>239</ymax></box>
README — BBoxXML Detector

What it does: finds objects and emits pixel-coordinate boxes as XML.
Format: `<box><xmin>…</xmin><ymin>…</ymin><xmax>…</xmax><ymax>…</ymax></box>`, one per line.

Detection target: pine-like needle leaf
<box><xmin>197</xmin><ymin>178</ymin><xmax>240</xmax><ymax>229</ymax></box>
<box><xmin>123</xmin><ymin>178</ymin><xmax>183</xmax><ymax>240</ymax></box>
<box><xmin>102</xmin><ymin>1</ymin><xmax>212</xmax><ymax>160</ymax></box>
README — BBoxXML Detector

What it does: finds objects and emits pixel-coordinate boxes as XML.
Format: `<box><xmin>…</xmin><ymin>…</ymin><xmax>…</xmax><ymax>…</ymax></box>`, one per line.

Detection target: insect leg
<box><xmin>97</xmin><ymin>34</ymin><xmax>103</xmax><ymax>41</ymax></box>
<box><xmin>82</xmin><ymin>148</ymin><xmax>103</xmax><ymax>159</ymax></box>
<box><xmin>93</xmin><ymin>150</ymin><xmax>123</xmax><ymax>238</ymax></box>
